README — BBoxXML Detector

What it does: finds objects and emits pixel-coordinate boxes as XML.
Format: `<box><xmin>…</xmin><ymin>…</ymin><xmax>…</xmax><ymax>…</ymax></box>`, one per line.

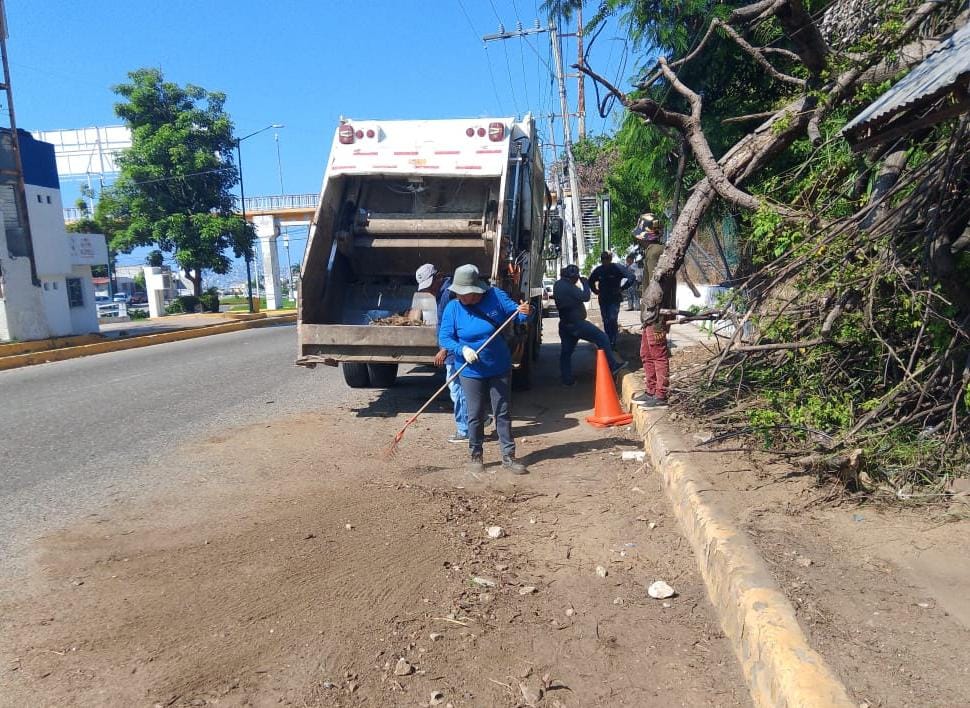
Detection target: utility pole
<box><xmin>482</xmin><ymin>18</ymin><xmax>585</xmax><ymax>267</ymax></box>
<box><xmin>576</xmin><ymin>5</ymin><xmax>586</xmax><ymax>140</ymax></box>
<box><xmin>550</xmin><ymin>21</ymin><xmax>586</xmax><ymax>266</ymax></box>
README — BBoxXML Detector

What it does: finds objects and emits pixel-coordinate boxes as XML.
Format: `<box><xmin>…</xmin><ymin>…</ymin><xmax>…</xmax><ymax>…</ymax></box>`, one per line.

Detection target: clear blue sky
<box><xmin>8</xmin><ymin>0</ymin><xmax>633</xmax><ymax>277</ymax></box>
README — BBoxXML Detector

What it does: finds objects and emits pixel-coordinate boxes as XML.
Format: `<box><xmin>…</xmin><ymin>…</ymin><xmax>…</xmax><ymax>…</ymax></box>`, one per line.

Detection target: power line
<box><xmin>457</xmin><ymin>0</ymin><xmax>507</xmax><ymax>114</ymax></box>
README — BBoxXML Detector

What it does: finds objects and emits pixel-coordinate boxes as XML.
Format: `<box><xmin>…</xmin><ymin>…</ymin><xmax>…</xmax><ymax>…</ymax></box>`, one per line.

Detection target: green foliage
<box><xmin>145</xmin><ymin>249</ymin><xmax>165</xmax><ymax>267</ymax></box>
<box><xmin>128</xmin><ymin>308</ymin><xmax>150</xmax><ymax>320</ymax></box>
<box><xmin>165</xmin><ymin>295</ymin><xmax>201</xmax><ymax>314</ymax></box>
<box><xmin>98</xmin><ymin>68</ymin><xmax>252</xmax><ymax>296</ymax></box>
<box><xmin>198</xmin><ymin>287</ymin><xmax>220</xmax><ymax>313</ymax></box>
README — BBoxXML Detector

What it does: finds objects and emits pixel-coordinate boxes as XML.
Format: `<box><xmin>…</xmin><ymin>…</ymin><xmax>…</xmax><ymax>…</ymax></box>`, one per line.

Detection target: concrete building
<box><xmin>0</xmin><ymin>130</ymin><xmax>106</xmax><ymax>341</ymax></box>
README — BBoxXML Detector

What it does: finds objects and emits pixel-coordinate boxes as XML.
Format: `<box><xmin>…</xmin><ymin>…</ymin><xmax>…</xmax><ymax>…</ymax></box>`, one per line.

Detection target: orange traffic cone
<box><xmin>586</xmin><ymin>350</ymin><xmax>633</xmax><ymax>428</ymax></box>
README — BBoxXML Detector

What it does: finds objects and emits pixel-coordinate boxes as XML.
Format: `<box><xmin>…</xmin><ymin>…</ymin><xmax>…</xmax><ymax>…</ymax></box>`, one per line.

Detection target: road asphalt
<box><xmin>0</xmin><ymin>323</ymin><xmax>343</xmax><ymax>578</ymax></box>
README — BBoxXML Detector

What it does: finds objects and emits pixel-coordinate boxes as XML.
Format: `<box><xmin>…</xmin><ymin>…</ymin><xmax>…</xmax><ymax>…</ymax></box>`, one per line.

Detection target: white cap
<box><xmin>415</xmin><ymin>263</ymin><xmax>437</xmax><ymax>290</ymax></box>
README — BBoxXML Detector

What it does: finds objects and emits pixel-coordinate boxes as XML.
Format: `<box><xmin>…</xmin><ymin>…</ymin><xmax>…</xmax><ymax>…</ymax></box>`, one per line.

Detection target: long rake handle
<box><xmin>400</xmin><ymin>309</ymin><xmax>521</xmax><ymax>429</ymax></box>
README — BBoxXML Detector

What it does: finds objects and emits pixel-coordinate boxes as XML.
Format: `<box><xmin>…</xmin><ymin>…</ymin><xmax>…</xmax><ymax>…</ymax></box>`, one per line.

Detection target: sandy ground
<box><xmin>0</xmin><ymin>331</ymin><xmax>749</xmax><ymax>707</ymax></box>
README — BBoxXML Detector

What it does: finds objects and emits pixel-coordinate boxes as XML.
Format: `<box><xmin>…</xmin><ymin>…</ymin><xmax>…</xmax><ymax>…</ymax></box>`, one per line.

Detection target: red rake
<box><xmin>384</xmin><ymin>309</ymin><xmax>521</xmax><ymax>459</ymax></box>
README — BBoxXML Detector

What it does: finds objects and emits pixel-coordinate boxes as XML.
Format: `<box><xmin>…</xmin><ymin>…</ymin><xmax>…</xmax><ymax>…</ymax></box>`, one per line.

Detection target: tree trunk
<box><xmin>640</xmin><ymin>96</ymin><xmax>815</xmax><ymax>323</ymax></box>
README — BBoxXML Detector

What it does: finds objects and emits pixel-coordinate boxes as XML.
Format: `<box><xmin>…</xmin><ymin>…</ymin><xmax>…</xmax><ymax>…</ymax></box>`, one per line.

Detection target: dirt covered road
<box><xmin>0</xmin><ymin>345</ymin><xmax>748</xmax><ymax>707</ymax></box>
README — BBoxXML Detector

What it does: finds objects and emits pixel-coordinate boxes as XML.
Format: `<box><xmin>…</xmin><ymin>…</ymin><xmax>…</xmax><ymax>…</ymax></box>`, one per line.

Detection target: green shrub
<box><xmin>165</xmin><ymin>295</ymin><xmax>200</xmax><ymax>314</ymax></box>
<box><xmin>128</xmin><ymin>308</ymin><xmax>149</xmax><ymax>320</ymax></box>
<box><xmin>198</xmin><ymin>287</ymin><xmax>220</xmax><ymax>313</ymax></box>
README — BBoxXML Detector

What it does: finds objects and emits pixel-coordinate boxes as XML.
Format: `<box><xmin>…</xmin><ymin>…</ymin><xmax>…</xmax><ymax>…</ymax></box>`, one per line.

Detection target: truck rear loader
<box><xmin>296</xmin><ymin>115</ymin><xmax>557</xmax><ymax>389</ymax></box>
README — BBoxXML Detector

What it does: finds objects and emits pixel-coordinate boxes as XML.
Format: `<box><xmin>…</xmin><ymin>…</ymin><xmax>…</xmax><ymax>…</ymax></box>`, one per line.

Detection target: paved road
<box><xmin>0</xmin><ymin>323</ymin><xmax>343</xmax><ymax>576</ymax></box>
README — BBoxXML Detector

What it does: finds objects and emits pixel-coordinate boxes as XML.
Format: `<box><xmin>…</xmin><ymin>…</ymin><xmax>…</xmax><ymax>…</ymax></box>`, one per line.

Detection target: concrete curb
<box><xmin>0</xmin><ymin>314</ymin><xmax>296</xmax><ymax>372</ymax></box>
<box><xmin>618</xmin><ymin>373</ymin><xmax>854</xmax><ymax>708</ymax></box>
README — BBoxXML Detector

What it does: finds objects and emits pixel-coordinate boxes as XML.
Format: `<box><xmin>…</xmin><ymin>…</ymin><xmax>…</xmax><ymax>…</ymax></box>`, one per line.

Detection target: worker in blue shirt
<box><xmin>414</xmin><ymin>263</ymin><xmax>467</xmax><ymax>444</ymax></box>
<box><xmin>439</xmin><ymin>264</ymin><xmax>531</xmax><ymax>475</ymax></box>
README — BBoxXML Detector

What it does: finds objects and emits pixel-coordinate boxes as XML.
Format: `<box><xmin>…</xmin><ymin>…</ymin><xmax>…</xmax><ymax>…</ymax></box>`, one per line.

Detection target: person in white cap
<box><xmin>414</xmin><ymin>263</ymin><xmax>468</xmax><ymax>443</ymax></box>
<box><xmin>438</xmin><ymin>264</ymin><xmax>531</xmax><ymax>475</ymax></box>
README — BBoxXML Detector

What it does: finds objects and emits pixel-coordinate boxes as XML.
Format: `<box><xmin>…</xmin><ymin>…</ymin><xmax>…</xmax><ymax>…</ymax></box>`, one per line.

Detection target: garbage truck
<box><xmin>296</xmin><ymin>114</ymin><xmax>559</xmax><ymax>389</ymax></box>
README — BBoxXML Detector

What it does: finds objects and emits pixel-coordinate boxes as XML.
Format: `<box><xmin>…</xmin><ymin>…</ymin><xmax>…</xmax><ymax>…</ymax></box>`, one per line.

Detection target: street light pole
<box><xmin>235</xmin><ymin>123</ymin><xmax>284</xmax><ymax>313</ymax></box>
<box><xmin>282</xmin><ymin>232</ymin><xmax>293</xmax><ymax>307</ymax></box>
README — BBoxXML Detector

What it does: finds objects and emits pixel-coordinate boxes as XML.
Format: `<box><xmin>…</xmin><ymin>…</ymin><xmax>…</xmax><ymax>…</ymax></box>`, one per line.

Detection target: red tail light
<box><xmin>477</xmin><ymin>127</ymin><xmax>486</xmax><ymax>137</ymax></box>
<box><xmin>488</xmin><ymin>122</ymin><xmax>505</xmax><ymax>141</ymax></box>
<box><xmin>465</xmin><ymin>127</ymin><xmax>475</xmax><ymax>137</ymax></box>
<box><xmin>366</xmin><ymin>129</ymin><xmax>375</xmax><ymax>138</ymax></box>
<box><xmin>339</xmin><ymin>125</ymin><xmax>354</xmax><ymax>144</ymax></box>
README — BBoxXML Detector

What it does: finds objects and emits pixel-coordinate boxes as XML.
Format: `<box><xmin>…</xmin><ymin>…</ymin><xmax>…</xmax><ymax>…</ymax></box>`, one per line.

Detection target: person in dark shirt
<box><xmin>588</xmin><ymin>251</ymin><xmax>635</xmax><ymax>349</ymax></box>
<box><xmin>553</xmin><ymin>264</ymin><xmax>627</xmax><ymax>386</ymax></box>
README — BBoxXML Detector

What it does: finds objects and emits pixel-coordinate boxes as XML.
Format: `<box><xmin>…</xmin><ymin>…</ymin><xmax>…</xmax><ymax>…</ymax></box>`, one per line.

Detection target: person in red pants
<box><xmin>630</xmin><ymin>213</ymin><xmax>674</xmax><ymax>407</ymax></box>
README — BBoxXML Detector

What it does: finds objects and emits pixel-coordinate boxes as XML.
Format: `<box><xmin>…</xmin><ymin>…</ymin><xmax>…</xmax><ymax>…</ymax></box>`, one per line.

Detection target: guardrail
<box><xmin>244</xmin><ymin>193</ymin><xmax>317</xmax><ymax>212</ymax></box>
<box><xmin>96</xmin><ymin>302</ymin><xmax>127</xmax><ymax>318</ymax></box>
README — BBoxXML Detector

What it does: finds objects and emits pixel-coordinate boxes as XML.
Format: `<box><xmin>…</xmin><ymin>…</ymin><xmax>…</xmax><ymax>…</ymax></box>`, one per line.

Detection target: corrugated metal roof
<box><xmin>844</xmin><ymin>21</ymin><xmax>970</xmax><ymax>135</ymax></box>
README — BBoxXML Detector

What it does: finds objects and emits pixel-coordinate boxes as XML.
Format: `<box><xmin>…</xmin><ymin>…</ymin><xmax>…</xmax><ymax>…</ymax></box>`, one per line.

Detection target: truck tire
<box><xmin>342</xmin><ymin>362</ymin><xmax>371</xmax><ymax>388</ymax></box>
<box><xmin>367</xmin><ymin>363</ymin><xmax>398</xmax><ymax>388</ymax></box>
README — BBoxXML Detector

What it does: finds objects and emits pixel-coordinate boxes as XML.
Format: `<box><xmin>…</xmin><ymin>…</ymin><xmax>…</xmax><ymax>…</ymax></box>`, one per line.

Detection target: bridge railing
<box><xmin>244</xmin><ymin>193</ymin><xmax>318</xmax><ymax>212</ymax></box>
<box><xmin>64</xmin><ymin>193</ymin><xmax>319</xmax><ymax>222</ymax></box>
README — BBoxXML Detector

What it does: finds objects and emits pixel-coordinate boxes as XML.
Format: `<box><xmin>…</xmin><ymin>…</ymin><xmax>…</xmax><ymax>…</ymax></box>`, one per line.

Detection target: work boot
<box><xmin>632</xmin><ymin>391</ymin><xmax>654</xmax><ymax>404</ymax></box>
<box><xmin>502</xmin><ymin>454</ymin><xmax>528</xmax><ymax>475</ymax></box>
<box><xmin>466</xmin><ymin>453</ymin><xmax>485</xmax><ymax>474</ymax></box>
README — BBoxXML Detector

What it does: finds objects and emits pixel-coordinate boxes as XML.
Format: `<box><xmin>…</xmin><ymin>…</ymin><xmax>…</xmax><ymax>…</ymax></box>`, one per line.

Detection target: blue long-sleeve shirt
<box><xmin>438</xmin><ymin>287</ymin><xmax>526</xmax><ymax>379</ymax></box>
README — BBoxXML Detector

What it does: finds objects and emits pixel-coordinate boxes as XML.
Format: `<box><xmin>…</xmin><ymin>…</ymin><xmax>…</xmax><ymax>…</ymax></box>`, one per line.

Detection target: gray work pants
<box><xmin>459</xmin><ymin>373</ymin><xmax>514</xmax><ymax>457</ymax></box>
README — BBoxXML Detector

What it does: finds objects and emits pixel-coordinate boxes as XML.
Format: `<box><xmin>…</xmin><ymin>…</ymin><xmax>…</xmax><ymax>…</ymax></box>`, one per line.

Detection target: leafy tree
<box><xmin>99</xmin><ymin>68</ymin><xmax>252</xmax><ymax>295</ymax></box>
<box><xmin>145</xmin><ymin>249</ymin><xmax>165</xmax><ymax>268</ymax></box>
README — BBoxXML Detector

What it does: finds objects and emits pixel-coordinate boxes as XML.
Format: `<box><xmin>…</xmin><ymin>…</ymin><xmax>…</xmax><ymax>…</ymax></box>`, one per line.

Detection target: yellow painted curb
<box><xmin>0</xmin><ymin>314</ymin><xmax>295</xmax><ymax>372</ymax></box>
<box><xmin>619</xmin><ymin>373</ymin><xmax>854</xmax><ymax>708</ymax></box>
<box><xmin>0</xmin><ymin>334</ymin><xmax>104</xmax><ymax>357</ymax></box>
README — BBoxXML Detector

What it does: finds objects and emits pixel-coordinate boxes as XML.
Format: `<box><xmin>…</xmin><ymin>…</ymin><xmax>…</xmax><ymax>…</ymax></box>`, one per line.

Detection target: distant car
<box><xmin>541</xmin><ymin>277</ymin><xmax>556</xmax><ymax>315</ymax></box>
<box><xmin>112</xmin><ymin>293</ymin><xmax>130</xmax><ymax>303</ymax></box>
<box><xmin>95</xmin><ymin>295</ymin><xmax>111</xmax><ymax>304</ymax></box>
<box><xmin>129</xmin><ymin>292</ymin><xmax>148</xmax><ymax>305</ymax></box>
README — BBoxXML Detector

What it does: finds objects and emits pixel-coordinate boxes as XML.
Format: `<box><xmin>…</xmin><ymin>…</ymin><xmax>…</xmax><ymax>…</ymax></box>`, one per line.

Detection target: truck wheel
<box><xmin>367</xmin><ymin>363</ymin><xmax>398</xmax><ymax>388</ymax></box>
<box><xmin>342</xmin><ymin>362</ymin><xmax>371</xmax><ymax>388</ymax></box>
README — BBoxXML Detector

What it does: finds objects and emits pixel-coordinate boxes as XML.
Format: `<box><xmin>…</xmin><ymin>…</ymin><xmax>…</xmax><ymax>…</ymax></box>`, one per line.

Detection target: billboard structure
<box><xmin>30</xmin><ymin>125</ymin><xmax>131</xmax><ymax>181</ymax></box>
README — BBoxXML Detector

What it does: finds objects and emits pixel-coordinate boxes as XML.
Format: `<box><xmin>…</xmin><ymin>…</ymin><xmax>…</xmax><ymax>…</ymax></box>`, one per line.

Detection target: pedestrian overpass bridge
<box><xmin>64</xmin><ymin>192</ymin><xmax>318</xmax><ymax>226</ymax></box>
<box><xmin>63</xmin><ymin>194</ymin><xmax>319</xmax><ymax>312</ymax></box>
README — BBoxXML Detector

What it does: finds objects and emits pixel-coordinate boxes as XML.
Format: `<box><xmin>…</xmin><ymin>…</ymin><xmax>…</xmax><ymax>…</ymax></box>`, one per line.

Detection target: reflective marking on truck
<box><xmin>455</xmin><ymin>165</ymin><xmax>483</xmax><ymax>170</ymax></box>
<box><xmin>434</xmin><ymin>150</ymin><xmax>460</xmax><ymax>155</ymax></box>
<box><xmin>332</xmin><ymin>165</ymin><xmax>356</xmax><ymax>169</ymax></box>
<box><xmin>475</xmin><ymin>149</ymin><xmax>502</xmax><ymax>154</ymax></box>
<box><xmin>393</xmin><ymin>151</ymin><xmax>419</xmax><ymax>155</ymax></box>
<box><xmin>373</xmin><ymin>164</ymin><xmax>398</xmax><ymax>169</ymax></box>
<box><xmin>414</xmin><ymin>165</ymin><xmax>440</xmax><ymax>169</ymax></box>
<box><xmin>353</xmin><ymin>151</ymin><xmax>378</xmax><ymax>156</ymax></box>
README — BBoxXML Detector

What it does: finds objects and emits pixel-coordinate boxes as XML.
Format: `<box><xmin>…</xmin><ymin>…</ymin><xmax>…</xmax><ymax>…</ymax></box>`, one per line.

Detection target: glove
<box><xmin>462</xmin><ymin>346</ymin><xmax>479</xmax><ymax>364</ymax></box>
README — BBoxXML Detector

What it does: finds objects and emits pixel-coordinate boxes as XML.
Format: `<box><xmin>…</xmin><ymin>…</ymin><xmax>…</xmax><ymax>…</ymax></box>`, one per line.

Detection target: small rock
<box><xmin>621</xmin><ymin>450</ymin><xmax>646</xmax><ymax>462</ymax></box>
<box><xmin>429</xmin><ymin>633</ymin><xmax>444</xmax><ymax>641</ymax></box>
<box><xmin>393</xmin><ymin>658</ymin><xmax>414</xmax><ymax>676</ymax></box>
<box><xmin>595</xmin><ymin>565</ymin><xmax>608</xmax><ymax>578</ymax></box>
<box><xmin>565</xmin><ymin>608</ymin><xmax>575</xmax><ymax>617</ymax></box>
<box><xmin>429</xmin><ymin>690</ymin><xmax>445</xmax><ymax>706</ymax></box>
<box><xmin>795</xmin><ymin>557</ymin><xmax>813</xmax><ymax>568</ymax></box>
<box><xmin>917</xmin><ymin>602</ymin><xmax>930</xmax><ymax>609</ymax></box>
<box><xmin>71</xmin><ymin>579</ymin><xmax>84</xmax><ymax>587</ymax></box>
<box><xmin>662</xmin><ymin>601</ymin><xmax>672</xmax><ymax>609</ymax></box>
<box><xmin>613</xmin><ymin>597</ymin><xmax>624</xmax><ymax>605</ymax></box>
<box><xmin>494</xmin><ymin>563</ymin><xmax>509</xmax><ymax>571</ymax></box>
<box><xmin>303</xmin><ymin>533</ymin><xmax>316</xmax><ymax>540</ymax></box>
<box><xmin>485</xmin><ymin>526</ymin><xmax>505</xmax><ymax>539</ymax></box>
<box><xmin>648</xmin><ymin>580</ymin><xmax>676</xmax><ymax>599</ymax></box>
<box><xmin>347</xmin><ymin>681</ymin><xmax>358</xmax><ymax>694</ymax></box>
<box><xmin>518</xmin><ymin>586</ymin><xmax>537</xmax><ymax>595</ymax></box>
<box><xmin>344</xmin><ymin>523</ymin><xmax>354</xmax><ymax>531</ymax></box>
<box><xmin>471</xmin><ymin>576</ymin><xmax>497</xmax><ymax>588</ymax></box>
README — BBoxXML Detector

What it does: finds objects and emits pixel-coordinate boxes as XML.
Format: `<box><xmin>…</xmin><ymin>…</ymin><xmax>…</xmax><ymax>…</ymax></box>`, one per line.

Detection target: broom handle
<box><xmin>403</xmin><ymin>309</ymin><xmax>521</xmax><ymax>426</ymax></box>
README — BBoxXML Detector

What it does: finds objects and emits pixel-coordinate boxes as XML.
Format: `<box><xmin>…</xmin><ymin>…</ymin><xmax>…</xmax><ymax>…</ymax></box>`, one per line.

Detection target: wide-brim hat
<box><xmin>415</xmin><ymin>263</ymin><xmax>437</xmax><ymax>290</ymax></box>
<box><xmin>448</xmin><ymin>263</ymin><xmax>488</xmax><ymax>295</ymax></box>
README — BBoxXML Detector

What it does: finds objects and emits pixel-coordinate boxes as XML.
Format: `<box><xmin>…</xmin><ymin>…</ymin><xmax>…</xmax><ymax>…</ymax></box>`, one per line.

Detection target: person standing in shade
<box><xmin>624</xmin><ymin>253</ymin><xmax>642</xmax><ymax>311</ymax></box>
<box><xmin>413</xmin><ymin>263</ymin><xmax>468</xmax><ymax>444</ymax></box>
<box><xmin>553</xmin><ymin>264</ymin><xmax>627</xmax><ymax>386</ymax></box>
<box><xmin>588</xmin><ymin>251</ymin><xmax>635</xmax><ymax>349</ymax></box>
<box><xmin>438</xmin><ymin>264</ymin><xmax>531</xmax><ymax>475</ymax></box>
<box><xmin>631</xmin><ymin>213</ymin><xmax>675</xmax><ymax>407</ymax></box>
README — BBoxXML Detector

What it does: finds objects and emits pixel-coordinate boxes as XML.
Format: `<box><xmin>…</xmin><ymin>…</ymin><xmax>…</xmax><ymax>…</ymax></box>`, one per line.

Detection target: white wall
<box><xmin>25</xmin><ymin>184</ymin><xmax>71</xmax><ymax>276</ymax></box>
<box><xmin>0</xmin><ymin>210</ymin><xmax>51</xmax><ymax>341</ymax></box>
<box><xmin>69</xmin><ymin>265</ymin><xmax>99</xmax><ymax>334</ymax></box>
<box><xmin>39</xmin><ymin>276</ymin><xmax>72</xmax><ymax>336</ymax></box>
